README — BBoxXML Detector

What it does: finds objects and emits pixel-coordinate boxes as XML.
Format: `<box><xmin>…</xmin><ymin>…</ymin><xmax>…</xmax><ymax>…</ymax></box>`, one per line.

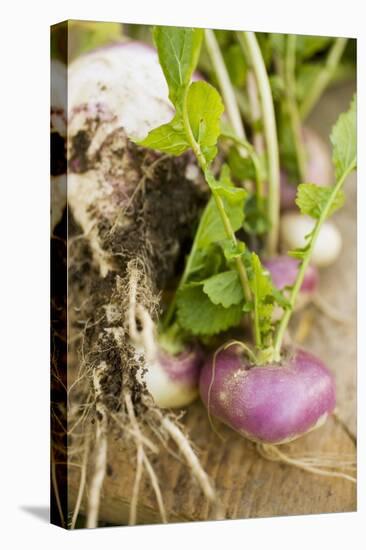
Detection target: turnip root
<box><xmin>280</xmin><ymin>127</ymin><xmax>333</xmax><ymax>211</ymax></box>
<box><xmin>199</xmin><ymin>346</ymin><xmax>336</xmax><ymax>445</ymax></box>
<box><xmin>280</xmin><ymin>212</ymin><xmax>342</xmax><ymax>267</ymax></box>
<box><xmin>65</xmin><ymin>42</ymin><xmax>215</xmax><ymax>527</ymax></box>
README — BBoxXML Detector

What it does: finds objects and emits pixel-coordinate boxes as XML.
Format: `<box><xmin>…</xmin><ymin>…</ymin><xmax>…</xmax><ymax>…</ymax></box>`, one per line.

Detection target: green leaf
<box><xmin>196</xmin><ymin>196</ymin><xmax>244</xmax><ymax>248</ymax></box>
<box><xmin>228</xmin><ymin>147</ymin><xmax>257</xmax><ymax>181</ymax></box>
<box><xmin>296</xmin><ymin>63</ymin><xmax>323</xmax><ymax>103</ymax></box>
<box><xmin>330</xmin><ymin>95</ymin><xmax>357</xmax><ymax>180</ymax></box>
<box><xmin>187</xmin><ymin>244</ymin><xmax>225</xmax><ymax>280</ymax></box>
<box><xmin>224</xmin><ymin>44</ymin><xmax>248</xmax><ymax>87</ymax></box>
<box><xmin>288</xmin><ymin>241</ymin><xmax>312</xmax><ymax>261</ymax></box>
<box><xmin>269</xmin><ymin>74</ymin><xmax>285</xmax><ymax>101</ymax></box>
<box><xmin>177</xmin><ymin>285</ymin><xmax>242</xmax><ymax>335</ymax></box>
<box><xmin>138</xmin><ymin>114</ymin><xmax>189</xmax><ymax>155</ymax></box>
<box><xmin>296</xmin><ymin>183</ymin><xmax>345</xmax><ymax>219</ymax></box>
<box><xmin>153</xmin><ymin>26</ymin><xmax>203</xmax><ymax>109</ymax></box>
<box><xmin>243</xmin><ymin>194</ymin><xmax>270</xmax><ymax>236</ymax></box>
<box><xmin>187</xmin><ymin>81</ymin><xmax>224</xmax><ymax>163</ymax></box>
<box><xmin>206</xmin><ymin>165</ymin><xmax>248</xmax><ymax>204</ymax></box>
<box><xmin>249</xmin><ymin>253</ymin><xmax>276</xmax><ymax>344</ymax></box>
<box><xmin>196</xmin><ymin>168</ymin><xmax>247</xmax><ymax>249</ymax></box>
<box><xmin>219</xmin><ymin>240</ymin><xmax>246</xmax><ymax>262</ymax></box>
<box><xmin>295</xmin><ymin>35</ymin><xmax>333</xmax><ymax>61</ymax></box>
<box><xmin>203</xmin><ymin>270</ymin><xmax>244</xmax><ymax>308</ymax></box>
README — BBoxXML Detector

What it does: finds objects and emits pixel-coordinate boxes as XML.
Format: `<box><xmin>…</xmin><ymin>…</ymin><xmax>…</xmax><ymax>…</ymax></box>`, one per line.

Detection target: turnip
<box><xmin>280</xmin><ymin>212</ymin><xmax>342</xmax><ymax>267</ymax></box>
<box><xmin>263</xmin><ymin>255</ymin><xmax>318</xmax><ymax>310</ymax></box>
<box><xmin>280</xmin><ymin>128</ymin><xmax>333</xmax><ymax>211</ymax></box>
<box><xmin>199</xmin><ymin>346</ymin><xmax>336</xmax><ymax>444</ymax></box>
<box><xmin>138</xmin><ymin>26</ymin><xmax>356</xmax><ymax>485</ymax></box>
<box><xmin>137</xmin><ymin>344</ymin><xmax>203</xmax><ymax>408</ymax></box>
<box><xmin>59</xmin><ymin>24</ymin><xmax>356</xmax><ymax>528</ymax></box>
<box><xmin>65</xmin><ymin>40</ymin><xmax>216</xmax><ymax>528</ymax></box>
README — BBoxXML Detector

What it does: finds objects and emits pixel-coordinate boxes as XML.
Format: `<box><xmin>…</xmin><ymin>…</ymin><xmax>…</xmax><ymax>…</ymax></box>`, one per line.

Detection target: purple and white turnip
<box><xmin>139</xmin><ymin>345</ymin><xmax>203</xmax><ymax>408</ymax></box>
<box><xmin>199</xmin><ymin>346</ymin><xmax>336</xmax><ymax>444</ymax></box>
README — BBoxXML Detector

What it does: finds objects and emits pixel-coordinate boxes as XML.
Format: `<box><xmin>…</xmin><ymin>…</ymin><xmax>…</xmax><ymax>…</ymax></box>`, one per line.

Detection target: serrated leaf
<box><xmin>203</xmin><ymin>271</ymin><xmax>244</xmax><ymax>308</ymax></box>
<box><xmin>249</xmin><ymin>253</ymin><xmax>275</xmax><ymax>339</ymax></box>
<box><xmin>248</xmin><ymin>253</ymin><xmax>287</xmax><ymax>347</ymax></box>
<box><xmin>228</xmin><ymin>147</ymin><xmax>257</xmax><ymax>181</ymax></box>
<box><xmin>296</xmin><ymin>183</ymin><xmax>345</xmax><ymax>219</ymax></box>
<box><xmin>138</xmin><ymin>114</ymin><xmax>189</xmax><ymax>155</ymax></box>
<box><xmin>153</xmin><ymin>26</ymin><xmax>203</xmax><ymax>109</ymax></box>
<box><xmin>288</xmin><ymin>243</ymin><xmax>311</xmax><ymax>261</ymax></box>
<box><xmin>196</xmin><ymin>168</ymin><xmax>246</xmax><ymax>249</ymax></box>
<box><xmin>196</xmin><ymin>196</ymin><xmax>244</xmax><ymax>248</ymax></box>
<box><xmin>219</xmin><ymin>240</ymin><xmax>246</xmax><ymax>262</ymax></box>
<box><xmin>177</xmin><ymin>285</ymin><xmax>242</xmax><ymax>335</ymax></box>
<box><xmin>243</xmin><ymin>194</ymin><xmax>270</xmax><ymax>236</ymax></box>
<box><xmin>187</xmin><ymin>81</ymin><xmax>224</xmax><ymax>164</ymax></box>
<box><xmin>330</xmin><ymin>95</ymin><xmax>357</xmax><ymax>180</ymax></box>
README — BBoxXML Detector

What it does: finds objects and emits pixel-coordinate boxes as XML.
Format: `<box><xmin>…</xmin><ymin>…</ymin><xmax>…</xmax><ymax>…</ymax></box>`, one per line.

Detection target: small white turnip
<box><xmin>139</xmin><ymin>346</ymin><xmax>203</xmax><ymax>409</ymax></box>
<box><xmin>280</xmin><ymin>212</ymin><xmax>342</xmax><ymax>267</ymax></box>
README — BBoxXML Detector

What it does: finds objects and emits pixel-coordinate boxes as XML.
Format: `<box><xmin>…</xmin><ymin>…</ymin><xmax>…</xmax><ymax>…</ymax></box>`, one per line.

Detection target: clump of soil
<box><xmin>52</xmin><ymin>124</ymin><xmax>214</xmax><ymax>528</ymax></box>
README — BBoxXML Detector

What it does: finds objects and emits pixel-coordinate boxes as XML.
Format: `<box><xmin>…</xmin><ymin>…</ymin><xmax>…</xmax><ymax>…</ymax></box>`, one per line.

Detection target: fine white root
<box><xmin>130</xmin><ymin>446</ymin><xmax>144</xmax><ymax>526</ymax></box>
<box><xmin>125</xmin><ymin>262</ymin><xmax>218</xmax><ymax>523</ymax></box>
<box><xmin>70</xmin><ymin>432</ymin><xmax>91</xmax><ymax>529</ymax></box>
<box><xmin>257</xmin><ymin>443</ymin><xmax>356</xmax><ymax>483</ymax></box>
<box><xmin>141</xmin><ymin>452</ymin><xmax>168</xmax><ymax>524</ymax></box>
<box><xmin>86</xmin><ymin>363</ymin><xmax>109</xmax><ymax>529</ymax></box>
<box><xmin>51</xmin><ymin>447</ymin><xmax>65</xmax><ymax>528</ymax></box>
<box><xmin>159</xmin><ymin>415</ymin><xmax>216</xmax><ymax>506</ymax></box>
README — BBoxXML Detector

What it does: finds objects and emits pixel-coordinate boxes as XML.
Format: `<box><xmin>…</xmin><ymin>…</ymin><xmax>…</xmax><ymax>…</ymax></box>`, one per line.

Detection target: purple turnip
<box><xmin>263</xmin><ymin>255</ymin><xmax>318</xmax><ymax>312</ymax></box>
<box><xmin>199</xmin><ymin>346</ymin><xmax>336</xmax><ymax>445</ymax></box>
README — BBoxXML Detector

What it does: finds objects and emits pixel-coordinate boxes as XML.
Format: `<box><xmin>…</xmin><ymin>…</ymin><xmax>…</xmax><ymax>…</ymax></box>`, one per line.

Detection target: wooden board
<box><xmin>67</xmin><ymin>83</ymin><xmax>357</xmax><ymax>526</ymax></box>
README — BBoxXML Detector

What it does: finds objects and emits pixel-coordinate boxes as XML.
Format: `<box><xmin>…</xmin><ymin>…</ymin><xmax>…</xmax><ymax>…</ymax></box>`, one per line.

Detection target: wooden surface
<box><xmin>68</xmin><ymin>83</ymin><xmax>357</xmax><ymax>525</ymax></box>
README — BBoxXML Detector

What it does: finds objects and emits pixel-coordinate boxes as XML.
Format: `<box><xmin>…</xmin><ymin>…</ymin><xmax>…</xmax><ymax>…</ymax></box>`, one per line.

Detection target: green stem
<box><xmin>182</xmin><ymin>88</ymin><xmax>254</xmax><ymax>317</ymax></box>
<box><xmin>237</xmin><ymin>31</ymin><xmax>280</xmax><ymax>257</ymax></box>
<box><xmin>285</xmin><ymin>34</ymin><xmax>307</xmax><ymax>182</ymax></box>
<box><xmin>273</xmin><ymin>165</ymin><xmax>354</xmax><ymax>360</ymax></box>
<box><xmin>164</xmin><ymin>89</ymin><xmax>255</xmax><ymax>331</ymax></box>
<box><xmin>300</xmin><ymin>38</ymin><xmax>348</xmax><ymax>120</ymax></box>
<box><xmin>204</xmin><ymin>29</ymin><xmax>247</xmax><ymax>142</ymax></box>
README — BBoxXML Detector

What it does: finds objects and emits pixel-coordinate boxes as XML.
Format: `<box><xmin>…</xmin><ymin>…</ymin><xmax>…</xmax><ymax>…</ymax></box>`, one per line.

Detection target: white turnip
<box><xmin>65</xmin><ymin>41</ymin><xmax>215</xmax><ymax>526</ymax></box>
<box><xmin>280</xmin><ymin>212</ymin><xmax>342</xmax><ymax>267</ymax></box>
